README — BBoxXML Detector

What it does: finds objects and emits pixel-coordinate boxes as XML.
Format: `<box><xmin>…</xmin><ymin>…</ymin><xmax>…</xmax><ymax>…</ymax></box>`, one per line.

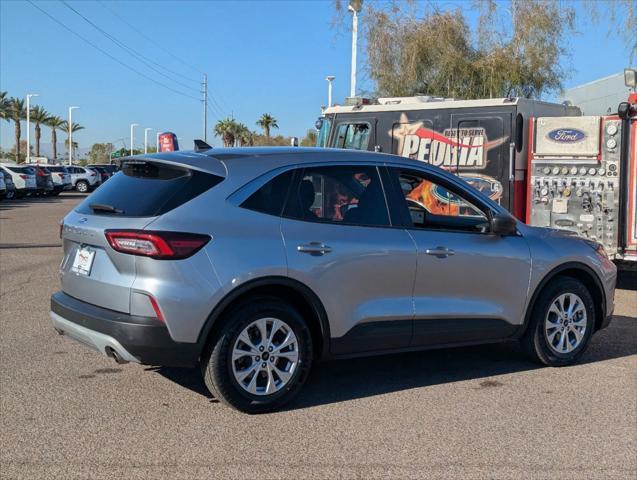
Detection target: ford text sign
<box><xmin>546</xmin><ymin>128</ymin><xmax>586</xmax><ymax>143</ymax></box>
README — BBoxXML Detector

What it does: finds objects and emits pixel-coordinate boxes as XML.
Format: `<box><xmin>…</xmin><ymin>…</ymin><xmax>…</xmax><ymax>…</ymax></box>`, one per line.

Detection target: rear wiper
<box><xmin>89</xmin><ymin>203</ymin><xmax>124</xmax><ymax>214</ymax></box>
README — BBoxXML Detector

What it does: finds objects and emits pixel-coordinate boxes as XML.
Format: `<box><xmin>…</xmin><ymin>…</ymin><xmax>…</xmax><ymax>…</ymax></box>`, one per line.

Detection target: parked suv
<box><xmin>87</xmin><ymin>163</ymin><xmax>118</xmax><ymax>176</ymax></box>
<box><xmin>0</xmin><ymin>170</ymin><xmax>5</xmax><ymax>199</ymax></box>
<box><xmin>0</xmin><ymin>164</ymin><xmax>37</xmax><ymax>197</ymax></box>
<box><xmin>51</xmin><ymin>148</ymin><xmax>617</xmax><ymax>413</ymax></box>
<box><xmin>30</xmin><ymin>165</ymin><xmax>54</xmax><ymax>196</ymax></box>
<box><xmin>66</xmin><ymin>166</ymin><xmax>100</xmax><ymax>192</ymax></box>
<box><xmin>46</xmin><ymin>165</ymin><xmax>73</xmax><ymax>195</ymax></box>
<box><xmin>88</xmin><ymin>165</ymin><xmax>111</xmax><ymax>184</ymax></box>
<box><xmin>3</xmin><ymin>170</ymin><xmax>16</xmax><ymax>199</ymax></box>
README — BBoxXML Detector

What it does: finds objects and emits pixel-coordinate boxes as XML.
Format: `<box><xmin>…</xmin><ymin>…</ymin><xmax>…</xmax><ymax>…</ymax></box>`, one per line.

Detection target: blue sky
<box><xmin>0</xmin><ymin>0</ymin><xmax>633</xmax><ymax>155</ymax></box>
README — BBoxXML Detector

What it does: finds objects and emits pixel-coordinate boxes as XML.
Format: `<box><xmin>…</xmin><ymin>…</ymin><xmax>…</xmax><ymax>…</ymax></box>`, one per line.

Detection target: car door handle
<box><xmin>297</xmin><ymin>242</ymin><xmax>332</xmax><ymax>255</ymax></box>
<box><xmin>425</xmin><ymin>246</ymin><xmax>455</xmax><ymax>258</ymax></box>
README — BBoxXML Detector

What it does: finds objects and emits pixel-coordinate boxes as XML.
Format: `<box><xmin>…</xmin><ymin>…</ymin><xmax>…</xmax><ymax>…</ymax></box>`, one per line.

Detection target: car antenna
<box><xmin>194</xmin><ymin>139</ymin><xmax>212</xmax><ymax>152</ymax></box>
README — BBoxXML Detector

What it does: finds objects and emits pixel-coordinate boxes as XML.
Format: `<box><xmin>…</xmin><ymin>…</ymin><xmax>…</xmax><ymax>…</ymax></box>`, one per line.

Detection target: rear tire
<box><xmin>522</xmin><ymin>277</ymin><xmax>595</xmax><ymax>366</ymax></box>
<box><xmin>76</xmin><ymin>180</ymin><xmax>88</xmax><ymax>193</ymax></box>
<box><xmin>202</xmin><ymin>298</ymin><xmax>313</xmax><ymax>414</ymax></box>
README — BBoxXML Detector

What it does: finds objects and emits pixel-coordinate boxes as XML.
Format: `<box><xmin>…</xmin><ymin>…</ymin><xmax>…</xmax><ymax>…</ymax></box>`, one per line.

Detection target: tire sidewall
<box><xmin>203</xmin><ymin>299</ymin><xmax>313</xmax><ymax>413</ymax></box>
<box><xmin>530</xmin><ymin>278</ymin><xmax>595</xmax><ymax>366</ymax></box>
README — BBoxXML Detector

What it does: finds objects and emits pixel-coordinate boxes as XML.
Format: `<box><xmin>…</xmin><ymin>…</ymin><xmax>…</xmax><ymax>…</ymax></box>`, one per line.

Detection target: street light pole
<box><xmin>130</xmin><ymin>123</ymin><xmax>139</xmax><ymax>156</ymax></box>
<box><xmin>202</xmin><ymin>74</ymin><xmax>208</xmax><ymax>142</ymax></box>
<box><xmin>68</xmin><ymin>106</ymin><xmax>79</xmax><ymax>166</ymax></box>
<box><xmin>144</xmin><ymin>128</ymin><xmax>153</xmax><ymax>154</ymax></box>
<box><xmin>325</xmin><ymin>76</ymin><xmax>335</xmax><ymax>107</ymax></box>
<box><xmin>26</xmin><ymin>93</ymin><xmax>39</xmax><ymax>164</ymax></box>
<box><xmin>348</xmin><ymin>0</ymin><xmax>363</xmax><ymax>98</ymax></box>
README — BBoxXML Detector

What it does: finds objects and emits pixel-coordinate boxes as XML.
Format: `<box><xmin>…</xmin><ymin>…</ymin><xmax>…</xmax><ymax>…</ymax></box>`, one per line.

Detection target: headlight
<box><xmin>584</xmin><ymin>239</ymin><xmax>609</xmax><ymax>259</ymax></box>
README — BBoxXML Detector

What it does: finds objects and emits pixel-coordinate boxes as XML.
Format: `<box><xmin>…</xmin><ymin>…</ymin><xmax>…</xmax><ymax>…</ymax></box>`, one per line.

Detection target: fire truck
<box><xmin>526</xmin><ymin>93</ymin><xmax>637</xmax><ymax>263</ymax></box>
<box><xmin>317</xmin><ymin>96</ymin><xmax>579</xmax><ymax>222</ymax></box>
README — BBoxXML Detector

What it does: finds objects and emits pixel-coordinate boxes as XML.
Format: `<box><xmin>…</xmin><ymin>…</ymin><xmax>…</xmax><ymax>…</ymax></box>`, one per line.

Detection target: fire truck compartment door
<box><xmin>450</xmin><ymin>113</ymin><xmax>511</xmax><ymax>210</ymax></box>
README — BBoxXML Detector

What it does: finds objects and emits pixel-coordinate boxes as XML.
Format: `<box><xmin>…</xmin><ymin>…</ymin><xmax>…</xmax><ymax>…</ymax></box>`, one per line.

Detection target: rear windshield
<box><xmin>7</xmin><ymin>167</ymin><xmax>31</xmax><ymax>174</ymax></box>
<box><xmin>75</xmin><ymin>161</ymin><xmax>223</xmax><ymax>217</ymax></box>
<box><xmin>47</xmin><ymin>166</ymin><xmax>67</xmax><ymax>172</ymax></box>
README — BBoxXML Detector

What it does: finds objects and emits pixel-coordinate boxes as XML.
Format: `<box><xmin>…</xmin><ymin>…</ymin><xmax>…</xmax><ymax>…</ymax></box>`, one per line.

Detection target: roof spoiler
<box><xmin>194</xmin><ymin>139</ymin><xmax>212</xmax><ymax>152</ymax></box>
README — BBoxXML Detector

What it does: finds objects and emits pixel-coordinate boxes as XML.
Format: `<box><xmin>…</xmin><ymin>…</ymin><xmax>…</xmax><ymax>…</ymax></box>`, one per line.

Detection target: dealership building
<box><xmin>560</xmin><ymin>71</ymin><xmax>634</xmax><ymax>115</ymax></box>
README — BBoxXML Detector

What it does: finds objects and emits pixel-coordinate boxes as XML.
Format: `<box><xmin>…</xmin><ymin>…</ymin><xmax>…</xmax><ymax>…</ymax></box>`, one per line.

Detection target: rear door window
<box><xmin>75</xmin><ymin>161</ymin><xmax>223</xmax><ymax>217</ymax></box>
<box><xmin>241</xmin><ymin>170</ymin><xmax>294</xmax><ymax>216</ymax></box>
<box><xmin>284</xmin><ymin>165</ymin><xmax>390</xmax><ymax>227</ymax></box>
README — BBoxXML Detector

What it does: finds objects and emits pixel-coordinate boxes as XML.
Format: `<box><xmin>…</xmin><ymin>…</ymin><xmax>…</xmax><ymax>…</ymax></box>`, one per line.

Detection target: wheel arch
<box><xmin>520</xmin><ymin>262</ymin><xmax>607</xmax><ymax>336</ymax></box>
<box><xmin>196</xmin><ymin>276</ymin><xmax>331</xmax><ymax>361</ymax></box>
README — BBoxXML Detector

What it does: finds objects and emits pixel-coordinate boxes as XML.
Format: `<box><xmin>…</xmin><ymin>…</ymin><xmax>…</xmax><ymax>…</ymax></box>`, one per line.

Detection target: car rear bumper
<box><xmin>50</xmin><ymin>291</ymin><xmax>200</xmax><ymax>367</ymax></box>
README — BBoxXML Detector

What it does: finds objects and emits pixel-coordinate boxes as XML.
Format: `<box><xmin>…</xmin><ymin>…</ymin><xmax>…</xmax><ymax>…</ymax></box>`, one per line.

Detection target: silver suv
<box><xmin>51</xmin><ymin>148</ymin><xmax>617</xmax><ymax>413</ymax></box>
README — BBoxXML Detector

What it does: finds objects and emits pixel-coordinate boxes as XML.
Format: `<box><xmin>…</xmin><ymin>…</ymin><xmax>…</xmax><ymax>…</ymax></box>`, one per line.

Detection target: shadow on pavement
<box><xmin>0</xmin><ymin>192</ymin><xmax>88</xmax><ymax>210</ymax></box>
<box><xmin>151</xmin><ymin>311</ymin><xmax>636</xmax><ymax>410</ymax></box>
<box><xmin>616</xmin><ymin>270</ymin><xmax>637</xmax><ymax>290</ymax></box>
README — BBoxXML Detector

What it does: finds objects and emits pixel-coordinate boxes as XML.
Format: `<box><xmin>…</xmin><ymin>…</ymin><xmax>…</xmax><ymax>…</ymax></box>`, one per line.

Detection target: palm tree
<box><xmin>61</xmin><ymin>121</ymin><xmax>84</xmax><ymax>161</ymax></box>
<box><xmin>45</xmin><ymin>116</ymin><xmax>65</xmax><ymax>160</ymax></box>
<box><xmin>214</xmin><ymin>118</ymin><xmax>238</xmax><ymax>147</ymax></box>
<box><xmin>7</xmin><ymin>98</ymin><xmax>26</xmax><ymax>162</ymax></box>
<box><xmin>0</xmin><ymin>91</ymin><xmax>10</xmax><ymax>122</ymax></box>
<box><xmin>256</xmin><ymin>113</ymin><xmax>278</xmax><ymax>138</ymax></box>
<box><xmin>235</xmin><ymin>123</ymin><xmax>254</xmax><ymax>146</ymax></box>
<box><xmin>29</xmin><ymin>106</ymin><xmax>52</xmax><ymax>157</ymax></box>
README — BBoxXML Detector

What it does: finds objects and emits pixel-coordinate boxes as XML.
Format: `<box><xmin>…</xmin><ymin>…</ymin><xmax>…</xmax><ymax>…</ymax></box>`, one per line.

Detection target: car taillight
<box><xmin>19</xmin><ymin>174</ymin><xmax>28</xmax><ymax>180</ymax></box>
<box><xmin>104</xmin><ymin>230</ymin><xmax>210</xmax><ymax>260</ymax></box>
<box><xmin>90</xmin><ymin>173</ymin><xmax>96</xmax><ymax>177</ymax></box>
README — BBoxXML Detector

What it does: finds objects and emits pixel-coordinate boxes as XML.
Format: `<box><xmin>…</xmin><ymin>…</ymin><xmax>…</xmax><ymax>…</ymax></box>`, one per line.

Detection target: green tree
<box><xmin>61</xmin><ymin>121</ymin><xmax>84</xmax><ymax>161</ymax></box>
<box><xmin>256</xmin><ymin>113</ymin><xmax>278</xmax><ymax>138</ymax></box>
<box><xmin>29</xmin><ymin>105</ymin><xmax>52</xmax><ymax>157</ymax></box>
<box><xmin>0</xmin><ymin>91</ymin><xmax>9</xmax><ymax>121</ymax></box>
<box><xmin>300</xmin><ymin>129</ymin><xmax>317</xmax><ymax>147</ymax></box>
<box><xmin>235</xmin><ymin>123</ymin><xmax>255</xmax><ymax>146</ymax></box>
<box><xmin>214</xmin><ymin>117</ymin><xmax>238</xmax><ymax>147</ymax></box>
<box><xmin>9</xmin><ymin>140</ymin><xmax>33</xmax><ymax>163</ymax></box>
<box><xmin>88</xmin><ymin>143</ymin><xmax>114</xmax><ymax>164</ymax></box>
<box><xmin>45</xmin><ymin>116</ymin><xmax>65</xmax><ymax>161</ymax></box>
<box><xmin>335</xmin><ymin>0</ymin><xmax>578</xmax><ymax>100</ymax></box>
<box><xmin>7</xmin><ymin>98</ymin><xmax>25</xmax><ymax>162</ymax></box>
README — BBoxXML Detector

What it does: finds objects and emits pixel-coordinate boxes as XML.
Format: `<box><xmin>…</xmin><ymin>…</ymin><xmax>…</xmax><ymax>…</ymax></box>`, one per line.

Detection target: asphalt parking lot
<box><xmin>0</xmin><ymin>193</ymin><xmax>635</xmax><ymax>479</ymax></box>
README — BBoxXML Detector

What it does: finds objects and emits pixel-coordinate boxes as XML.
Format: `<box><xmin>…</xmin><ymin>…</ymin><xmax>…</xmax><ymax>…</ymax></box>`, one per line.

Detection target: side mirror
<box><xmin>490</xmin><ymin>212</ymin><xmax>517</xmax><ymax>235</ymax></box>
<box><xmin>618</xmin><ymin>102</ymin><xmax>631</xmax><ymax>120</ymax></box>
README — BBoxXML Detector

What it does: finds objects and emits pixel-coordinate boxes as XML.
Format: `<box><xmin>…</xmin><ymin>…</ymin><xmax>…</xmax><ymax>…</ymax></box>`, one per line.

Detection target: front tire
<box><xmin>522</xmin><ymin>277</ymin><xmax>595</xmax><ymax>366</ymax></box>
<box><xmin>202</xmin><ymin>298</ymin><xmax>313</xmax><ymax>413</ymax></box>
<box><xmin>76</xmin><ymin>180</ymin><xmax>89</xmax><ymax>193</ymax></box>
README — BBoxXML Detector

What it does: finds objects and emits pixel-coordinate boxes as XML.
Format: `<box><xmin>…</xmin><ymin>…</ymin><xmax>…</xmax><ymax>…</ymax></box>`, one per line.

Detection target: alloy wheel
<box><xmin>231</xmin><ymin>317</ymin><xmax>299</xmax><ymax>396</ymax></box>
<box><xmin>544</xmin><ymin>293</ymin><xmax>587</xmax><ymax>354</ymax></box>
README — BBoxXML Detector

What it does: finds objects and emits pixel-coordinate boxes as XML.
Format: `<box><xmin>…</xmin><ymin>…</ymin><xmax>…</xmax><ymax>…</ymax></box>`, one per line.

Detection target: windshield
<box><xmin>333</xmin><ymin>122</ymin><xmax>370</xmax><ymax>150</ymax></box>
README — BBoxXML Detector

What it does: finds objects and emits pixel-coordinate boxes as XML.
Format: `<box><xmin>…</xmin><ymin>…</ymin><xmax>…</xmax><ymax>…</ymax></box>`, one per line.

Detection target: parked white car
<box><xmin>66</xmin><ymin>166</ymin><xmax>101</xmax><ymax>193</ymax></box>
<box><xmin>0</xmin><ymin>170</ymin><xmax>5</xmax><ymax>198</ymax></box>
<box><xmin>0</xmin><ymin>163</ymin><xmax>37</xmax><ymax>197</ymax></box>
<box><xmin>45</xmin><ymin>165</ymin><xmax>73</xmax><ymax>195</ymax></box>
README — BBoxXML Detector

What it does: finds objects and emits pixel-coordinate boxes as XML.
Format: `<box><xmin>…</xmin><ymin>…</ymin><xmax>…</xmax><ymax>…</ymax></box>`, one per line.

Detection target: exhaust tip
<box><xmin>105</xmin><ymin>346</ymin><xmax>129</xmax><ymax>364</ymax></box>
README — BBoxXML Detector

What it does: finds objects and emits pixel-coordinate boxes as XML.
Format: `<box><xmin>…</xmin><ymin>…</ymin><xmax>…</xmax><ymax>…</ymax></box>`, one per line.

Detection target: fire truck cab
<box><xmin>317</xmin><ymin>96</ymin><xmax>579</xmax><ymax>221</ymax></box>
